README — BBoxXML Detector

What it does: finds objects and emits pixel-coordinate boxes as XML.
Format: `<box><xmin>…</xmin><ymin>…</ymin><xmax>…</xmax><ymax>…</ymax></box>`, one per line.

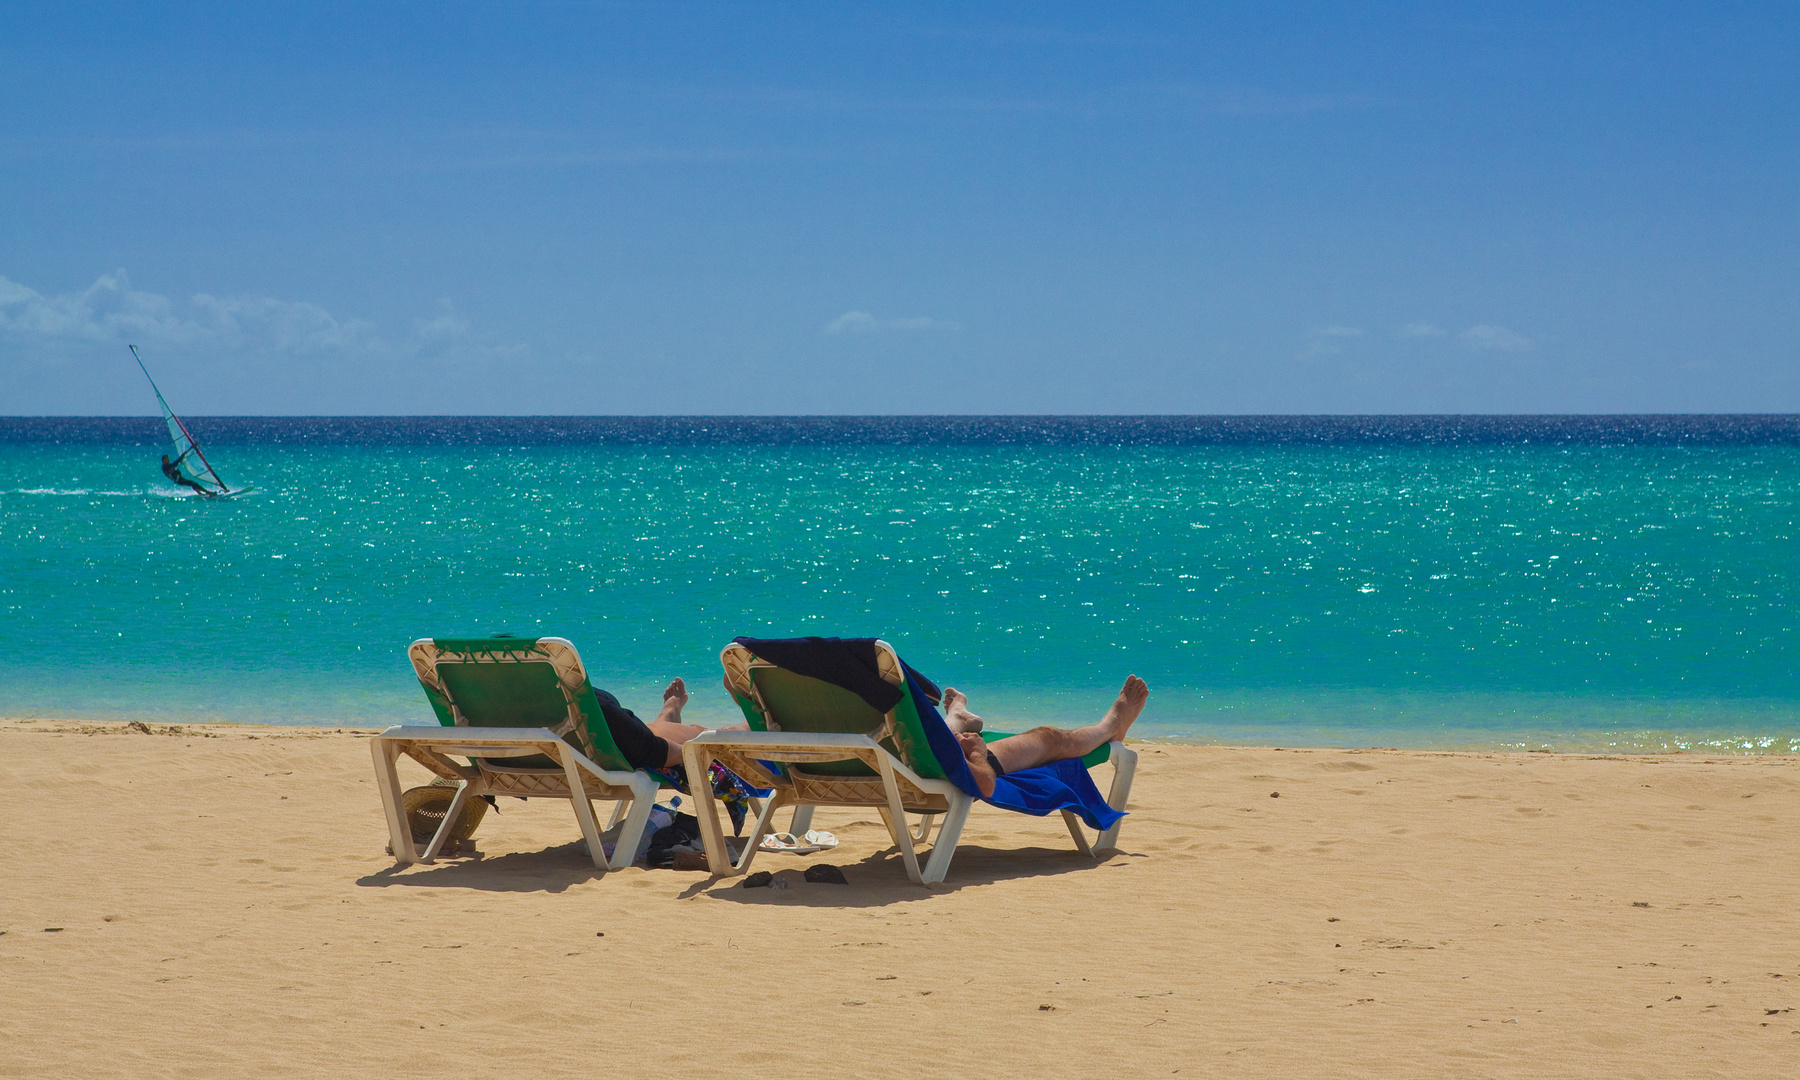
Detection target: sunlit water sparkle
<box><xmin>4</xmin><ymin>417</ymin><xmax>1797</xmax><ymax>754</ymax></box>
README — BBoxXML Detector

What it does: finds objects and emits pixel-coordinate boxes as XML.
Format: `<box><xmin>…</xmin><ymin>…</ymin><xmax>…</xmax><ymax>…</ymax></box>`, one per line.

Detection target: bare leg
<box><xmin>647</xmin><ymin>678</ymin><xmax>700</xmax><ymax>765</ymax></box>
<box><xmin>957</xmin><ymin>731</ymin><xmax>999</xmax><ymax>798</ymax></box>
<box><xmin>985</xmin><ymin>675</ymin><xmax>1148</xmax><ymax>776</ymax></box>
<box><xmin>941</xmin><ymin>687</ymin><xmax>983</xmax><ymax>733</ymax></box>
<box><xmin>656</xmin><ymin>678</ymin><xmax>688</xmax><ymax>722</ymax></box>
<box><xmin>648</xmin><ymin>678</ymin><xmax>745</xmax><ymax>766</ymax></box>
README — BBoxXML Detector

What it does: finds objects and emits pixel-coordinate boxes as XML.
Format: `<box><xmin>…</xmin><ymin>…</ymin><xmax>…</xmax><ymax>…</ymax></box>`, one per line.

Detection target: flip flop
<box><xmin>758</xmin><ymin>830</ymin><xmax>840</xmax><ymax>854</ymax></box>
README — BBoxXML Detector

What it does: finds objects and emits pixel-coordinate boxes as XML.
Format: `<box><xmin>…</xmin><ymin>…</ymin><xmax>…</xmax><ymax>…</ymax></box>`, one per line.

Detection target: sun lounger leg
<box><xmin>920</xmin><ymin>794</ymin><xmax>972</xmax><ymax>885</ymax></box>
<box><xmin>372</xmin><ymin>738</ymin><xmax>419</xmax><ymax>865</ymax></box>
<box><xmin>557</xmin><ymin>745</ymin><xmax>608</xmax><ymax>871</ymax></box>
<box><xmin>787</xmin><ymin>804</ymin><xmax>815</xmax><ymax>836</ymax></box>
<box><xmin>605</xmin><ymin>775</ymin><xmax>660</xmax><ymax>871</ymax></box>
<box><xmin>419</xmin><ymin>780</ymin><xmax>473</xmax><ymax>863</ymax></box>
<box><xmin>605</xmin><ymin>799</ymin><xmax>629</xmax><ymax>830</ymax></box>
<box><xmin>736</xmin><ymin>791</ymin><xmax>789</xmax><ymax>874</ymax></box>
<box><xmin>1061</xmin><ymin>809</ymin><xmax>1095</xmax><ymax>856</ymax></box>
<box><xmin>682</xmin><ymin>742</ymin><xmax>737</xmax><ymax>876</ymax></box>
<box><xmin>912</xmin><ymin>813</ymin><xmax>937</xmax><ymax>845</ymax></box>
<box><xmin>1095</xmin><ymin>742</ymin><xmax>1137</xmax><ymax>852</ymax></box>
<box><xmin>875</xmin><ymin>756</ymin><xmax>926</xmax><ymax>885</ymax></box>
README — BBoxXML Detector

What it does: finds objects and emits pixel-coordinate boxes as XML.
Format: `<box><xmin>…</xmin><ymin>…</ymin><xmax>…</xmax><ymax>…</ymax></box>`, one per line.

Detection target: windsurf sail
<box><xmin>129</xmin><ymin>344</ymin><xmax>230</xmax><ymax>495</ymax></box>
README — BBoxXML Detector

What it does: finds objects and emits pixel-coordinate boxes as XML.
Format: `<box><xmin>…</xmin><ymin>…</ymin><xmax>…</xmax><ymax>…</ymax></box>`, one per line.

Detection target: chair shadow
<box><xmin>355</xmin><ymin>841</ymin><xmax>607</xmax><ymax>893</ymax></box>
<box><xmin>356</xmin><ymin>838</ymin><xmax>1144</xmax><ymax>902</ymax></box>
<box><xmin>678</xmin><ymin>843</ymin><xmax>1143</xmax><ymax>907</ymax></box>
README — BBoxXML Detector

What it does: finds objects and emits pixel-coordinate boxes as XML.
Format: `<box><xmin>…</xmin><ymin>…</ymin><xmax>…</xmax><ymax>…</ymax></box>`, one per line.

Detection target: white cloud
<box><xmin>414</xmin><ymin>299</ymin><xmax>472</xmax><ymax>341</ymax></box>
<box><xmin>0</xmin><ymin>270</ymin><xmax>512</xmax><ymax>362</ymax></box>
<box><xmin>823</xmin><ymin>310</ymin><xmax>958</xmax><ymax>334</ymax></box>
<box><xmin>1398</xmin><ymin>322</ymin><xmax>1447</xmax><ymax>338</ymax></box>
<box><xmin>1120</xmin><ymin>84</ymin><xmax>1380</xmax><ymax>116</ymax></box>
<box><xmin>188</xmin><ymin>292</ymin><xmax>377</xmax><ymax>353</ymax></box>
<box><xmin>1298</xmin><ymin>324</ymin><xmax>1364</xmax><ymax>358</ymax></box>
<box><xmin>824</xmin><ymin>310</ymin><xmax>879</xmax><ymax>333</ymax></box>
<box><xmin>1460</xmin><ymin>324</ymin><xmax>1534</xmax><ymax>351</ymax></box>
<box><xmin>0</xmin><ymin>269</ymin><xmax>378</xmax><ymax>351</ymax></box>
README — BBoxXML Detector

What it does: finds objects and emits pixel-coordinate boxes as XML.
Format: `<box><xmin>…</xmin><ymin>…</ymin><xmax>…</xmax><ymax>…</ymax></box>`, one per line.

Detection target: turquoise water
<box><xmin>4</xmin><ymin>437</ymin><xmax>1798</xmax><ymax>753</ymax></box>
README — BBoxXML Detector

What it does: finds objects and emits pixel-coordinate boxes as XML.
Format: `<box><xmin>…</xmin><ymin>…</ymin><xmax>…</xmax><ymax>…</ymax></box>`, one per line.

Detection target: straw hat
<box><xmin>402</xmin><ymin>779</ymin><xmax>487</xmax><ymax>843</ymax></box>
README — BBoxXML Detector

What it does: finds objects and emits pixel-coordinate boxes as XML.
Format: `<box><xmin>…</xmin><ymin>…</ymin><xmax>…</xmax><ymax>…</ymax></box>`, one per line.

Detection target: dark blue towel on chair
<box><xmin>732</xmin><ymin>636</ymin><xmax>941</xmax><ymax>710</ymax></box>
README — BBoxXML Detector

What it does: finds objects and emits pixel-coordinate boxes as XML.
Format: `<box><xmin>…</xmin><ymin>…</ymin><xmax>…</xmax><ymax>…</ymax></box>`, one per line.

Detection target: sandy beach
<box><xmin>2</xmin><ymin>716</ymin><xmax>1795</xmax><ymax>1078</ymax></box>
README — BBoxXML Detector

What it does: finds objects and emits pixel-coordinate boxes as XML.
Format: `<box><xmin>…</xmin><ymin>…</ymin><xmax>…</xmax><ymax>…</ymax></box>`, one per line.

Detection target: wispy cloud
<box><xmin>914</xmin><ymin>23</ymin><xmax>1167</xmax><ymax>48</ymax></box>
<box><xmin>655</xmin><ymin>78</ymin><xmax>1378</xmax><ymax>122</ymax></box>
<box><xmin>1111</xmin><ymin>83</ymin><xmax>1381</xmax><ymax>116</ymax></box>
<box><xmin>0</xmin><ymin>270</ymin><xmax>518</xmax><ymax>362</ymax></box>
<box><xmin>823</xmin><ymin>310</ymin><xmax>959</xmax><ymax>334</ymax></box>
<box><xmin>414</xmin><ymin>299</ymin><xmax>470</xmax><ymax>341</ymax></box>
<box><xmin>1298</xmin><ymin>324</ymin><xmax>1364</xmax><ymax>358</ymax></box>
<box><xmin>1460</xmin><ymin>324</ymin><xmax>1534</xmax><ymax>352</ymax></box>
<box><xmin>1398</xmin><ymin>322</ymin><xmax>1447</xmax><ymax>338</ymax></box>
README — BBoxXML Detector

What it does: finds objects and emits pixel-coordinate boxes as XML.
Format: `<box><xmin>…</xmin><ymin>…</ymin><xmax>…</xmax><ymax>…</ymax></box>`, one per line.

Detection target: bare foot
<box><xmin>1098</xmin><ymin>675</ymin><xmax>1149</xmax><ymax>741</ymax></box>
<box><xmin>957</xmin><ymin>731</ymin><xmax>998</xmax><ymax>797</ymax></box>
<box><xmin>941</xmin><ymin>687</ymin><xmax>984</xmax><ymax>733</ymax></box>
<box><xmin>655</xmin><ymin>678</ymin><xmax>690</xmax><ymax>725</ymax></box>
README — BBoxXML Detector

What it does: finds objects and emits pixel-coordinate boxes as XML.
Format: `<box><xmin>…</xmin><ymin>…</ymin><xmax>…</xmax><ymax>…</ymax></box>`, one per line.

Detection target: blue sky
<box><xmin>2</xmin><ymin>2</ymin><xmax>1795</xmax><ymax>414</ymax></box>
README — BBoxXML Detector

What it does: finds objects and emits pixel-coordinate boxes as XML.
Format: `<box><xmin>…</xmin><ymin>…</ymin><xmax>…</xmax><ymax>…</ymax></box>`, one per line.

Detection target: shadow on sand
<box><xmin>679</xmin><ymin>842</ymin><xmax>1143</xmax><ymax>906</ymax></box>
<box><xmin>357</xmin><ymin>839</ymin><xmax>1142</xmax><ymax>902</ymax></box>
<box><xmin>356</xmin><ymin>841</ymin><xmax>608</xmax><ymax>893</ymax></box>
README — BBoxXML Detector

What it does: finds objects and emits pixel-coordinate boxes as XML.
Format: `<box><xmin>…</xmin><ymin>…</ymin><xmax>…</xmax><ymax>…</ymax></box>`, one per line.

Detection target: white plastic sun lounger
<box><xmin>682</xmin><ymin>639</ymin><xmax>1137</xmax><ymax>886</ymax></box>
<box><xmin>371</xmin><ymin>726</ymin><xmax>662</xmax><ymax>871</ymax></box>
<box><xmin>682</xmin><ymin>729</ymin><xmax>976</xmax><ymax>885</ymax></box>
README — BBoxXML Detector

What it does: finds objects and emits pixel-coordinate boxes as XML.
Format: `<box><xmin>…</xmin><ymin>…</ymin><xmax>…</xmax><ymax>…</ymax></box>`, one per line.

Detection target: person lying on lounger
<box><xmin>938</xmin><ymin>675</ymin><xmax>1149</xmax><ymax>798</ymax></box>
<box><xmin>595</xmin><ymin>677</ymin><xmax>748</xmax><ymax>770</ymax></box>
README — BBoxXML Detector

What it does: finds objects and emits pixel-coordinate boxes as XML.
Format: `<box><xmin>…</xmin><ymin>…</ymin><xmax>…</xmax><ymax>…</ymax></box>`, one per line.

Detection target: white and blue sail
<box><xmin>129</xmin><ymin>344</ymin><xmax>243</xmax><ymax>497</ymax></box>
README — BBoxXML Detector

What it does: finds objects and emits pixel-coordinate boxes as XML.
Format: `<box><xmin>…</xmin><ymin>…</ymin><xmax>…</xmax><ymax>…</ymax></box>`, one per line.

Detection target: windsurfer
<box><xmin>161</xmin><ymin>454</ymin><xmax>217</xmax><ymax>497</ymax></box>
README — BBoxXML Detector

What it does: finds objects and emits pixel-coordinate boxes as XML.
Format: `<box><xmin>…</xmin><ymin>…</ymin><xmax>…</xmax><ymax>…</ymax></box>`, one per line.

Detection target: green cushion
<box><xmin>438</xmin><ymin>662</ymin><xmax>570</xmax><ymax>728</ymax></box>
<box><xmin>749</xmin><ymin>667</ymin><xmax>886</xmax><ymax>776</ymax></box>
<box><xmin>741</xmin><ymin>664</ymin><xmax>953</xmax><ymax>781</ymax></box>
<box><xmin>735</xmin><ymin>653</ymin><xmax>1113</xmax><ymax>778</ymax></box>
<box><xmin>417</xmin><ymin>636</ymin><xmax>635</xmax><ymax>773</ymax></box>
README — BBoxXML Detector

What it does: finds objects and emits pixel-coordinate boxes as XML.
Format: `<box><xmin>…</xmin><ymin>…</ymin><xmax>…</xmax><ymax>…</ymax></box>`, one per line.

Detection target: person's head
<box><xmin>161</xmin><ymin>455</ymin><xmax>171</xmax><ymax>465</ymax></box>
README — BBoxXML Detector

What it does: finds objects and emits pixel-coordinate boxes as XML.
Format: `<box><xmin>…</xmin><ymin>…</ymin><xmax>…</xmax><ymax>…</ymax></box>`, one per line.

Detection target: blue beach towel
<box><xmin>902</xmin><ymin>669</ymin><xmax>1124</xmax><ymax>833</ymax></box>
<box><xmin>732</xmin><ymin>636</ymin><xmax>1125</xmax><ymax>833</ymax></box>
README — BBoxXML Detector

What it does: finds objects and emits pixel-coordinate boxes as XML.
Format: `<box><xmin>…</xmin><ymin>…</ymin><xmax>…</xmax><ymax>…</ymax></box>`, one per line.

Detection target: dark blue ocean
<box><xmin>4</xmin><ymin>415</ymin><xmax>1798</xmax><ymax>753</ymax></box>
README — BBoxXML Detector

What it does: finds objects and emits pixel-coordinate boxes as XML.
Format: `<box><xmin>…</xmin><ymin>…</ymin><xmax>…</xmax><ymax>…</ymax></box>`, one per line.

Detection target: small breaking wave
<box><xmin>3</xmin><ymin>487</ymin><xmax>191</xmax><ymax>497</ymax></box>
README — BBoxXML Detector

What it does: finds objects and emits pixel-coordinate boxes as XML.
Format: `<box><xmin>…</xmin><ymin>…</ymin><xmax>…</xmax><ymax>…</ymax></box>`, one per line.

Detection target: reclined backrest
<box><xmin>749</xmin><ymin>667</ymin><xmax>886</xmax><ymax>735</ymax></box>
<box><xmin>723</xmin><ymin>639</ymin><xmax>948</xmax><ymax>781</ymax></box>
<box><xmin>408</xmin><ymin>636</ymin><xmax>635</xmax><ymax>773</ymax></box>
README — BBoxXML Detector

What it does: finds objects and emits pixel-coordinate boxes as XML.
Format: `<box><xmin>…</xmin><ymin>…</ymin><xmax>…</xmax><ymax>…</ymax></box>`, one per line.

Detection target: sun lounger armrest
<box><xmin>685</xmin><ymin>730</ymin><xmax>948</xmax><ymax>793</ymax></box>
<box><xmin>371</xmin><ymin>726</ymin><xmax>643</xmax><ymax>784</ymax></box>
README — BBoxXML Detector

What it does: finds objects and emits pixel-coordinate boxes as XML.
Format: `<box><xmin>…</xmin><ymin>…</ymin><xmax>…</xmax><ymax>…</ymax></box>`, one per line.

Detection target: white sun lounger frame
<box><xmin>370</xmin><ymin>725</ymin><xmax>662</xmax><ymax>871</ymax></box>
<box><xmin>682</xmin><ymin>729</ymin><xmax>1136</xmax><ymax>886</ymax></box>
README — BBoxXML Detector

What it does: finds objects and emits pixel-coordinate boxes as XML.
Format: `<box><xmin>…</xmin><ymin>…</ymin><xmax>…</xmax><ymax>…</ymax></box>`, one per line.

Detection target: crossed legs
<box><xmin>950</xmin><ymin>675</ymin><xmax>1149</xmax><ymax>798</ymax></box>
